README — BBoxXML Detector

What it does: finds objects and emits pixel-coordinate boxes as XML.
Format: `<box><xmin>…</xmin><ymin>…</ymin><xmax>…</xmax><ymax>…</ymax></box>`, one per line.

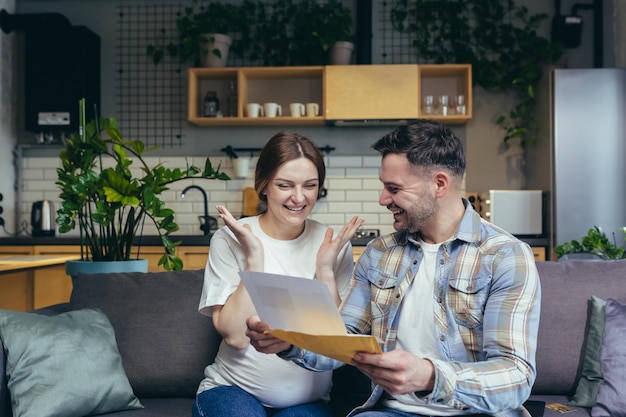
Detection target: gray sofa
<box><xmin>2</xmin><ymin>260</ymin><xmax>626</xmax><ymax>417</ymax></box>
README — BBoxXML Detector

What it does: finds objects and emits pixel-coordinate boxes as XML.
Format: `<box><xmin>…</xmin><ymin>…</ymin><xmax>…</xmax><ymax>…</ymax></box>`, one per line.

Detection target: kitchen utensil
<box><xmin>31</xmin><ymin>200</ymin><xmax>55</xmax><ymax>237</ymax></box>
<box><xmin>242</xmin><ymin>187</ymin><xmax>263</xmax><ymax>217</ymax></box>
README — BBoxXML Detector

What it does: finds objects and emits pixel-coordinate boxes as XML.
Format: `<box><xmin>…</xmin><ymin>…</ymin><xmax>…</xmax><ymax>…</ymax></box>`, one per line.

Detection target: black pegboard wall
<box><xmin>115</xmin><ymin>3</ymin><xmax>186</xmax><ymax>149</ymax></box>
<box><xmin>376</xmin><ymin>0</ymin><xmax>419</xmax><ymax>64</ymax></box>
<box><xmin>112</xmin><ymin>1</ymin><xmax>418</xmax><ymax>149</ymax></box>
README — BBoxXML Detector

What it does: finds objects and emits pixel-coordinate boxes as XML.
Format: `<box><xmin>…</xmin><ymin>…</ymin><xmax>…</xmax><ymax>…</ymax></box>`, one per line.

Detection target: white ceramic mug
<box><xmin>246</xmin><ymin>103</ymin><xmax>263</xmax><ymax>118</ymax></box>
<box><xmin>263</xmin><ymin>102</ymin><xmax>282</xmax><ymax>118</ymax></box>
<box><xmin>305</xmin><ymin>102</ymin><xmax>319</xmax><ymax>117</ymax></box>
<box><xmin>289</xmin><ymin>102</ymin><xmax>305</xmax><ymax>117</ymax></box>
<box><xmin>232</xmin><ymin>157</ymin><xmax>250</xmax><ymax>179</ymax></box>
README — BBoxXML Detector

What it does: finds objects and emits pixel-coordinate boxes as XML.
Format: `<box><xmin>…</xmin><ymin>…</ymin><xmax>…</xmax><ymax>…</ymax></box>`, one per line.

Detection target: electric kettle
<box><xmin>31</xmin><ymin>200</ymin><xmax>55</xmax><ymax>237</ymax></box>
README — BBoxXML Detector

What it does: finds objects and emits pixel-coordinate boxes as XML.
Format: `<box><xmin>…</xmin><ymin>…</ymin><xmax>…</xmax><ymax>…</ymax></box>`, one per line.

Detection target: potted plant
<box><xmin>147</xmin><ymin>0</ymin><xmax>239</xmax><ymax>67</ymax></box>
<box><xmin>311</xmin><ymin>0</ymin><xmax>355</xmax><ymax>65</ymax></box>
<box><xmin>56</xmin><ymin>99</ymin><xmax>230</xmax><ymax>274</ymax></box>
<box><xmin>555</xmin><ymin>226</ymin><xmax>626</xmax><ymax>260</ymax></box>
<box><xmin>242</xmin><ymin>0</ymin><xmax>354</xmax><ymax>66</ymax></box>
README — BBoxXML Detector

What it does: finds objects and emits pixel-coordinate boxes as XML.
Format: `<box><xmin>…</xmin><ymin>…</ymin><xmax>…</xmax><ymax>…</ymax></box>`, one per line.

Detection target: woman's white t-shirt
<box><xmin>197</xmin><ymin>216</ymin><xmax>355</xmax><ymax>408</ymax></box>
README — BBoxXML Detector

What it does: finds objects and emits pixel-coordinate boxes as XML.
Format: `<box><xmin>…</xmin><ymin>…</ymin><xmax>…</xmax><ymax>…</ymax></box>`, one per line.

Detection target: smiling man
<box><xmin>247</xmin><ymin>119</ymin><xmax>542</xmax><ymax>417</ymax></box>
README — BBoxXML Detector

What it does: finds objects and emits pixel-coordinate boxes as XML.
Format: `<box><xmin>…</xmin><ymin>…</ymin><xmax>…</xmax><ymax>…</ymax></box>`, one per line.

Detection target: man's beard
<box><xmin>395</xmin><ymin>193</ymin><xmax>438</xmax><ymax>233</ymax></box>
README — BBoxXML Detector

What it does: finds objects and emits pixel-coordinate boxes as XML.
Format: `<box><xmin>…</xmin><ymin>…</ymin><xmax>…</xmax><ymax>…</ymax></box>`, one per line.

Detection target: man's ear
<box><xmin>433</xmin><ymin>171</ymin><xmax>450</xmax><ymax>198</ymax></box>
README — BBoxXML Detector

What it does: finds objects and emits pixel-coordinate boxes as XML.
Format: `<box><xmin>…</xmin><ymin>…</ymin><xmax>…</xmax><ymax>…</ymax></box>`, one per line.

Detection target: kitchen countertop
<box><xmin>0</xmin><ymin>235</ymin><xmax>212</xmax><ymax>246</ymax></box>
<box><xmin>0</xmin><ymin>235</ymin><xmax>547</xmax><ymax>248</ymax></box>
<box><xmin>0</xmin><ymin>235</ymin><xmax>376</xmax><ymax>247</ymax></box>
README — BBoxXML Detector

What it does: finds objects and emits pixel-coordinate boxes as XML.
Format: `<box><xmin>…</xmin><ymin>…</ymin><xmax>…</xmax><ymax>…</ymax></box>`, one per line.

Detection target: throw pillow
<box><xmin>569</xmin><ymin>296</ymin><xmax>606</xmax><ymax>407</ymax></box>
<box><xmin>0</xmin><ymin>308</ymin><xmax>143</xmax><ymax>417</ymax></box>
<box><xmin>591</xmin><ymin>298</ymin><xmax>626</xmax><ymax>417</ymax></box>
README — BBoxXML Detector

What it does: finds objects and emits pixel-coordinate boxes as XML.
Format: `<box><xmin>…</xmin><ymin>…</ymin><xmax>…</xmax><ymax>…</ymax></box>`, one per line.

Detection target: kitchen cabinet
<box><xmin>0</xmin><ymin>246</ymin><xmax>33</xmax><ymax>312</ymax></box>
<box><xmin>531</xmin><ymin>247</ymin><xmax>546</xmax><ymax>261</ymax></box>
<box><xmin>178</xmin><ymin>246</ymin><xmax>209</xmax><ymax>270</ymax></box>
<box><xmin>352</xmin><ymin>246</ymin><xmax>366</xmax><ymax>262</ymax></box>
<box><xmin>324</xmin><ymin>64</ymin><xmax>419</xmax><ymax>121</ymax></box>
<box><xmin>187</xmin><ymin>64</ymin><xmax>472</xmax><ymax>127</ymax></box>
<box><xmin>0</xmin><ymin>244</ymin><xmax>210</xmax><ymax>312</ymax></box>
<box><xmin>33</xmin><ymin>246</ymin><xmax>77</xmax><ymax>309</ymax></box>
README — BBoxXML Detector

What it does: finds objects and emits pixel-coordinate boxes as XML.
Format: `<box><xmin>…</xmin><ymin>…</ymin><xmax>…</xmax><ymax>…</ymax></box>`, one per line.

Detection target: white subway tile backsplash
<box><xmin>346</xmin><ymin>167</ymin><xmax>379</xmax><ymax>177</ymax></box>
<box><xmin>328</xmin><ymin>156</ymin><xmax>362</xmax><ymax>167</ymax></box>
<box><xmin>24</xmin><ymin>180</ymin><xmax>56</xmax><ymax>191</ymax></box>
<box><xmin>20</xmin><ymin>155</ymin><xmax>394</xmax><ymax>238</ymax></box>
<box><xmin>310</xmin><ymin>213</ymin><xmax>349</xmax><ymax>225</ymax></box>
<box><xmin>329</xmin><ymin>202</ymin><xmax>361</xmax><ymax>213</ymax></box>
<box><xmin>346</xmin><ymin>190</ymin><xmax>380</xmax><ymax>202</ymax></box>
<box><xmin>363</xmin><ymin>202</ymin><xmax>389</xmax><ymax>213</ymax></box>
<box><xmin>362</xmin><ymin>156</ymin><xmax>381</xmax><ymax>167</ymax></box>
<box><xmin>24</xmin><ymin>158</ymin><xmax>60</xmax><ymax>169</ymax></box>
<box><xmin>21</xmin><ymin>169</ymin><xmax>44</xmax><ymax>180</ymax></box>
<box><xmin>362</xmin><ymin>178</ymin><xmax>382</xmax><ymax>190</ymax></box>
<box><xmin>329</xmin><ymin>178</ymin><xmax>362</xmax><ymax>190</ymax></box>
<box><xmin>326</xmin><ymin>167</ymin><xmax>345</xmax><ymax>177</ymax></box>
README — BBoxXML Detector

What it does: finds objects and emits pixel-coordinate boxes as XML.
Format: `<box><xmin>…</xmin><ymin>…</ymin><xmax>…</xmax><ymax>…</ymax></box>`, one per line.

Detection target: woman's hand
<box><xmin>216</xmin><ymin>204</ymin><xmax>264</xmax><ymax>271</ymax></box>
<box><xmin>246</xmin><ymin>316</ymin><xmax>292</xmax><ymax>354</ymax></box>
<box><xmin>315</xmin><ymin>216</ymin><xmax>365</xmax><ymax>274</ymax></box>
<box><xmin>315</xmin><ymin>216</ymin><xmax>364</xmax><ymax>305</ymax></box>
<box><xmin>316</xmin><ymin>216</ymin><xmax>364</xmax><ymax>273</ymax></box>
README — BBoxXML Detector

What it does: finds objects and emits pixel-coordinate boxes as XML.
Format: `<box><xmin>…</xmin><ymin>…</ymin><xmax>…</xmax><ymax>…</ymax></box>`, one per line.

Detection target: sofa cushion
<box><xmin>0</xmin><ymin>308</ymin><xmax>142</xmax><ymax>417</ymax></box>
<box><xmin>69</xmin><ymin>270</ymin><xmax>222</xmax><ymax>398</ymax></box>
<box><xmin>533</xmin><ymin>260</ymin><xmax>626</xmax><ymax>395</ymax></box>
<box><xmin>568</xmin><ymin>296</ymin><xmax>605</xmax><ymax>407</ymax></box>
<box><xmin>591</xmin><ymin>298</ymin><xmax>626</xmax><ymax>417</ymax></box>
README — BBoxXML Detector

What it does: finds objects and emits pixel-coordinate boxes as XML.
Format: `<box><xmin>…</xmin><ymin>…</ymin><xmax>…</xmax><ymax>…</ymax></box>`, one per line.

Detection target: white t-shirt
<box><xmin>197</xmin><ymin>216</ymin><xmax>355</xmax><ymax>408</ymax></box>
<box><xmin>384</xmin><ymin>239</ymin><xmax>471</xmax><ymax>416</ymax></box>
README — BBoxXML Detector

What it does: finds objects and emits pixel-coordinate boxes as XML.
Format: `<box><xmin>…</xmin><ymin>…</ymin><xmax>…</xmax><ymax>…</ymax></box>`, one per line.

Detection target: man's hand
<box><xmin>352</xmin><ymin>350</ymin><xmax>435</xmax><ymax>396</ymax></box>
<box><xmin>246</xmin><ymin>316</ymin><xmax>292</xmax><ymax>354</ymax></box>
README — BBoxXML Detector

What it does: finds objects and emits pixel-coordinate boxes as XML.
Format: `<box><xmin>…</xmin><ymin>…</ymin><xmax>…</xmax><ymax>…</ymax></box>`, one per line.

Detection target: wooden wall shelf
<box><xmin>188</xmin><ymin>64</ymin><xmax>472</xmax><ymax>127</ymax></box>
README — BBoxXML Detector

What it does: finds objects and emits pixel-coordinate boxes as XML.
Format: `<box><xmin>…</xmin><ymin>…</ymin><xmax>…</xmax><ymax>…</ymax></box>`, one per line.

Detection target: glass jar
<box><xmin>203</xmin><ymin>91</ymin><xmax>219</xmax><ymax>117</ymax></box>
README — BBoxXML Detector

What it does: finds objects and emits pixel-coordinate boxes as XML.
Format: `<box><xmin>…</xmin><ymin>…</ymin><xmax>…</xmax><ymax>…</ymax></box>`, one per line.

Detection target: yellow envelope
<box><xmin>267</xmin><ymin>329</ymin><xmax>381</xmax><ymax>364</ymax></box>
<box><xmin>240</xmin><ymin>271</ymin><xmax>382</xmax><ymax>364</ymax></box>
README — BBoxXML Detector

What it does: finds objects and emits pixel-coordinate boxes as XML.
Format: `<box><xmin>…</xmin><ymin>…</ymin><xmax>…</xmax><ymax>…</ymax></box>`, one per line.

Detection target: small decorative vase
<box><xmin>200</xmin><ymin>33</ymin><xmax>232</xmax><ymax>68</ymax></box>
<box><xmin>329</xmin><ymin>41</ymin><xmax>354</xmax><ymax>65</ymax></box>
<box><xmin>66</xmin><ymin>259</ymin><xmax>149</xmax><ymax>283</ymax></box>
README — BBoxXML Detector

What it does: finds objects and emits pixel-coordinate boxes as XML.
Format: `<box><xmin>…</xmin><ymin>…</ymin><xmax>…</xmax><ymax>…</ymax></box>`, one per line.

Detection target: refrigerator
<box><xmin>527</xmin><ymin>68</ymin><xmax>626</xmax><ymax>256</ymax></box>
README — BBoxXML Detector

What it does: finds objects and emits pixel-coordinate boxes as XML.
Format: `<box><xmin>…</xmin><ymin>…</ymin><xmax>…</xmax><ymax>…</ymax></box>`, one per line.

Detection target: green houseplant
<box><xmin>390</xmin><ymin>0</ymin><xmax>563</xmax><ymax>149</ymax></box>
<box><xmin>147</xmin><ymin>0</ymin><xmax>240</xmax><ymax>66</ymax></box>
<box><xmin>240</xmin><ymin>0</ymin><xmax>354</xmax><ymax>66</ymax></box>
<box><xmin>555</xmin><ymin>226</ymin><xmax>626</xmax><ymax>260</ymax></box>
<box><xmin>56</xmin><ymin>99</ymin><xmax>230</xmax><ymax>271</ymax></box>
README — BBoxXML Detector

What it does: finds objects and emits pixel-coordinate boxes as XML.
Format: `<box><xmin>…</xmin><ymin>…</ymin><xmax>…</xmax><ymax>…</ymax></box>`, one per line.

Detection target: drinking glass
<box><xmin>422</xmin><ymin>95</ymin><xmax>434</xmax><ymax>115</ymax></box>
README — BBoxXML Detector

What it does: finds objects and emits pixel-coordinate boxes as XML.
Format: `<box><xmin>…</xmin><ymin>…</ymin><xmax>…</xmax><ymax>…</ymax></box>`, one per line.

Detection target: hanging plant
<box><xmin>391</xmin><ymin>0</ymin><xmax>563</xmax><ymax>149</ymax></box>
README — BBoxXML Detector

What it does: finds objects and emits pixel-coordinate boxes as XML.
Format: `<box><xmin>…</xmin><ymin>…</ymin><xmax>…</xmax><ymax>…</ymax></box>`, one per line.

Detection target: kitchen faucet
<box><xmin>181</xmin><ymin>185</ymin><xmax>217</xmax><ymax>236</ymax></box>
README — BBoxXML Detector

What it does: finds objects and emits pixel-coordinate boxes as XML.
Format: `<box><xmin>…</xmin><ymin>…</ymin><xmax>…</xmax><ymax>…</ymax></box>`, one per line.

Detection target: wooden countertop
<box><xmin>0</xmin><ymin>254</ymin><xmax>80</xmax><ymax>274</ymax></box>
